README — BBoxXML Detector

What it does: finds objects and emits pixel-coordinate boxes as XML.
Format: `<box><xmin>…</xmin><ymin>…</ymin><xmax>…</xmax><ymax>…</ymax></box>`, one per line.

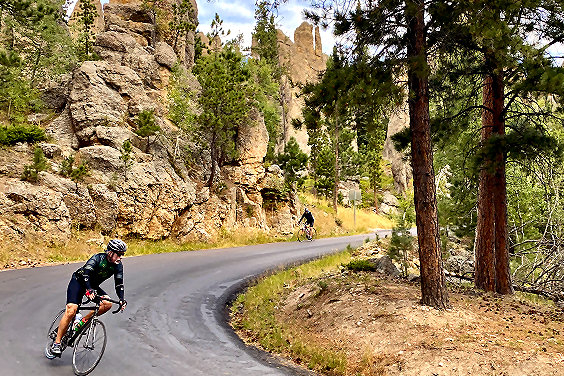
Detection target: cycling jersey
<box><xmin>74</xmin><ymin>253</ymin><xmax>124</xmax><ymax>301</ymax></box>
<box><xmin>299</xmin><ymin>210</ymin><xmax>315</xmax><ymax>226</ymax></box>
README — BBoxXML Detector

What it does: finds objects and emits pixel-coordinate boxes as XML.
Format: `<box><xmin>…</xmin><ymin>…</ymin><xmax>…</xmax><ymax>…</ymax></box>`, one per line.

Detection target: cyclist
<box><xmin>298</xmin><ymin>207</ymin><xmax>315</xmax><ymax>238</ymax></box>
<box><xmin>49</xmin><ymin>239</ymin><xmax>128</xmax><ymax>357</ymax></box>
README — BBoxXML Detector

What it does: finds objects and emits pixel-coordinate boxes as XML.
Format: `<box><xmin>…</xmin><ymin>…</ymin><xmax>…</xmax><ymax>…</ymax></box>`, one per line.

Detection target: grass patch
<box><xmin>231</xmin><ymin>250</ymin><xmax>352</xmax><ymax>375</ymax></box>
<box><xmin>0</xmin><ymin>228</ymin><xmax>284</xmax><ymax>269</ymax></box>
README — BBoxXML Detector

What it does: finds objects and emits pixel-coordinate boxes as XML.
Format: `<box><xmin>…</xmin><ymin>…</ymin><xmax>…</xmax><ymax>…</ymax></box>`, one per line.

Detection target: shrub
<box><xmin>344</xmin><ymin>259</ymin><xmax>376</xmax><ymax>272</ymax></box>
<box><xmin>0</xmin><ymin>124</ymin><xmax>46</xmax><ymax>146</ymax></box>
<box><xmin>22</xmin><ymin>147</ymin><xmax>48</xmax><ymax>182</ymax></box>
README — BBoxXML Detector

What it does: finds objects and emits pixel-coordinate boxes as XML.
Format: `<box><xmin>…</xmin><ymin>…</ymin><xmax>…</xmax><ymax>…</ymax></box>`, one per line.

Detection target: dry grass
<box><xmin>0</xmin><ymin>228</ymin><xmax>283</xmax><ymax>270</ymax></box>
<box><xmin>300</xmin><ymin>193</ymin><xmax>394</xmax><ymax>237</ymax></box>
<box><xmin>234</xmin><ymin>248</ymin><xmax>564</xmax><ymax>376</ymax></box>
<box><xmin>1</xmin><ymin>194</ymin><xmax>394</xmax><ymax>270</ymax></box>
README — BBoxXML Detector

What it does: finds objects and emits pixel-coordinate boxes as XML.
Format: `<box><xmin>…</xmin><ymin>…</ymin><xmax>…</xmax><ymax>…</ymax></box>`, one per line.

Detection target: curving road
<box><xmin>0</xmin><ymin>232</ymin><xmax>390</xmax><ymax>375</ymax></box>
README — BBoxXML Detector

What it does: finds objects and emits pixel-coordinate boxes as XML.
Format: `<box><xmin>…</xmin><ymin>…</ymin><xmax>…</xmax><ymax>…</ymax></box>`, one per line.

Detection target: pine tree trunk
<box><xmin>474</xmin><ymin>74</ymin><xmax>496</xmax><ymax>292</ymax></box>
<box><xmin>207</xmin><ymin>131</ymin><xmax>217</xmax><ymax>187</ymax></box>
<box><xmin>333</xmin><ymin>109</ymin><xmax>340</xmax><ymax>213</ymax></box>
<box><xmin>406</xmin><ymin>0</ymin><xmax>449</xmax><ymax>309</ymax></box>
<box><xmin>475</xmin><ymin>54</ymin><xmax>513</xmax><ymax>295</ymax></box>
<box><xmin>491</xmin><ymin>67</ymin><xmax>513</xmax><ymax>294</ymax></box>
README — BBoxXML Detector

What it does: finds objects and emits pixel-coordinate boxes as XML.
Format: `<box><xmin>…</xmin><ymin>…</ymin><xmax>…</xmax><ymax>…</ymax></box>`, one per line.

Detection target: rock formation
<box><xmin>68</xmin><ymin>0</ymin><xmax>105</xmax><ymax>37</ymax></box>
<box><xmin>0</xmin><ymin>1</ymin><xmax>296</xmax><ymax>248</ymax></box>
<box><xmin>276</xmin><ymin>22</ymin><xmax>328</xmax><ymax>154</ymax></box>
<box><xmin>382</xmin><ymin>104</ymin><xmax>412</xmax><ymax>196</ymax></box>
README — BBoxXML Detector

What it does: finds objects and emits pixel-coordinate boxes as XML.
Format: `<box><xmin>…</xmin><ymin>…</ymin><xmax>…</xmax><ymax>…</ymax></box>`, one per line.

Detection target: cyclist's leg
<box><xmin>55</xmin><ymin>275</ymin><xmax>84</xmax><ymax>343</ymax></box>
<box><xmin>96</xmin><ymin>293</ymin><xmax>113</xmax><ymax>316</ymax></box>
<box><xmin>55</xmin><ymin>303</ymin><xmax>78</xmax><ymax>343</ymax></box>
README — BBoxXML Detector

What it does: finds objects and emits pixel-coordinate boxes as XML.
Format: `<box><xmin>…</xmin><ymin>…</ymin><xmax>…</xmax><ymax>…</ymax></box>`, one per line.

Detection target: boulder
<box><xmin>155</xmin><ymin>42</ymin><xmax>178</xmax><ymax>69</ymax></box>
<box><xmin>88</xmin><ymin>184</ymin><xmax>119</xmax><ymax>234</ymax></box>
<box><xmin>68</xmin><ymin>61</ymin><xmax>154</xmax><ymax>144</ymax></box>
<box><xmin>367</xmin><ymin>255</ymin><xmax>401</xmax><ymax>277</ymax></box>
<box><xmin>0</xmin><ymin>179</ymin><xmax>71</xmax><ymax>245</ymax></box>
<box><xmin>38</xmin><ymin>172</ymin><xmax>97</xmax><ymax>228</ymax></box>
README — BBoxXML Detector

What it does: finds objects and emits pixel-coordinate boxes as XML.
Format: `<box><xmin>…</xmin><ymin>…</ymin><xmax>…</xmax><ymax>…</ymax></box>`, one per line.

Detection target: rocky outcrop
<box><xmin>0</xmin><ymin>178</ymin><xmax>72</xmax><ymax>245</ymax></box>
<box><xmin>68</xmin><ymin>0</ymin><xmax>105</xmax><ymax>37</ymax></box>
<box><xmin>275</xmin><ymin>23</ymin><xmax>328</xmax><ymax>154</ymax></box>
<box><xmin>0</xmin><ymin>1</ymin><xmax>293</xmax><ymax>247</ymax></box>
<box><xmin>382</xmin><ymin>104</ymin><xmax>412</xmax><ymax>195</ymax></box>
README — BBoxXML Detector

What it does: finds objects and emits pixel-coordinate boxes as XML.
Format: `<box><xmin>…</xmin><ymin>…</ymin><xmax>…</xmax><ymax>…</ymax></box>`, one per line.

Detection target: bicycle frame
<box><xmin>66</xmin><ymin>297</ymin><xmax>121</xmax><ymax>347</ymax></box>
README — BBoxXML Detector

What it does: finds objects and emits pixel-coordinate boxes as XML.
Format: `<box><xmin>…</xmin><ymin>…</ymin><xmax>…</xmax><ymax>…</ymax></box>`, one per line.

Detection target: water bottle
<box><xmin>73</xmin><ymin>313</ymin><xmax>83</xmax><ymax>331</ymax></box>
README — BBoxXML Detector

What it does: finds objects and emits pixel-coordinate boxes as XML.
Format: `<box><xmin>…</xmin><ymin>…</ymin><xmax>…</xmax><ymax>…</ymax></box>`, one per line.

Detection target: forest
<box><xmin>2</xmin><ymin>0</ymin><xmax>564</xmax><ymax>310</ymax></box>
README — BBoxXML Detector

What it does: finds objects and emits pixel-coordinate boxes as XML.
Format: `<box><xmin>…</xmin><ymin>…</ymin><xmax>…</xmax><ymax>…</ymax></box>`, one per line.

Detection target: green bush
<box><xmin>0</xmin><ymin>124</ymin><xmax>46</xmax><ymax>146</ymax></box>
<box><xmin>22</xmin><ymin>147</ymin><xmax>48</xmax><ymax>182</ymax></box>
<box><xmin>344</xmin><ymin>259</ymin><xmax>376</xmax><ymax>272</ymax></box>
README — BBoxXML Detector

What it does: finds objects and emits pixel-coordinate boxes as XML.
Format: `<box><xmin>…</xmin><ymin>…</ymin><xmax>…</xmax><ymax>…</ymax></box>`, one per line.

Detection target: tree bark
<box><xmin>406</xmin><ymin>0</ymin><xmax>449</xmax><ymax>309</ymax></box>
<box><xmin>333</xmin><ymin>107</ymin><xmax>340</xmax><ymax>213</ymax></box>
<box><xmin>491</xmin><ymin>65</ymin><xmax>513</xmax><ymax>294</ymax></box>
<box><xmin>474</xmin><ymin>74</ymin><xmax>496</xmax><ymax>292</ymax></box>
<box><xmin>207</xmin><ymin>131</ymin><xmax>217</xmax><ymax>187</ymax></box>
<box><xmin>475</xmin><ymin>52</ymin><xmax>513</xmax><ymax>295</ymax></box>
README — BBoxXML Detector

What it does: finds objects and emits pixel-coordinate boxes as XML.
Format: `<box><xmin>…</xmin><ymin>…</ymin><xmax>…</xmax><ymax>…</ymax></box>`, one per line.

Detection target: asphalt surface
<box><xmin>0</xmin><ymin>231</ymin><xmax>391</xmax><ymax>375</ymax></box>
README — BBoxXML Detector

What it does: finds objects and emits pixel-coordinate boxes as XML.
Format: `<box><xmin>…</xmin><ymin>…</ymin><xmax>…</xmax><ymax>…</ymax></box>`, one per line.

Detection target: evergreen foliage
<box><xmin>252</xmin><ymin>2</ymin><xmax>284</xmax><ymax>161</ymax></box>
<box><xmin>22</xmin><ymin>146</ymin><xmax>48</xmax><ymax>182</ymax></box>
<box><xmin>389</xmin><ymin>196</ymin><xmax>416</xmax><ymax>278</ymax></box>
<box><xmin>59</xmin><ymin>154</ymin><xmax>89</xmax><ymax>190</ymax></box>
<box><xmin>75</xmin><ymin>0</ymin><xmax>97</xmax><ymax>60</ymax></box>
<box><xmin>134</xmin><ymin>109</ymin><xmax>160</xmax><ymax>152</ymax></box>
<box><xmin>0</xmin><ymin>0</ymin><xmax>76</xmax><ymax>122</ymax></box>
<box><xmin>190</xmin><ymin>15</ymin><xmax>254</xmax><ymax>186</ymax></box>
<box><xmin>169</xmin><ymin>0</ymin><xmax>197</xmax><ymax>50</ymax></box>
<box><xmin>0</xmin><ymin>124</ymin><xmax>46</xmax><ymax>145</ymax></box>
<box><xmin>120</xmin><ymin>139</ymin><xmax>134</xmax><ymax>179</ymax></box>
<box><xmin>276</xmin><ymin>137</ymin><xmax>308</xmax><ymax>189</ymax></box>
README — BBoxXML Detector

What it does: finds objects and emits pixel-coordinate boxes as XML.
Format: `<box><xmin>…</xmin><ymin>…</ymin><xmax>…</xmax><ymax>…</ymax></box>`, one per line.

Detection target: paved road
<box><xmin>0</xmin><ymin>231</ymin><xmax>390</xmax><ymax>375</ymax></box>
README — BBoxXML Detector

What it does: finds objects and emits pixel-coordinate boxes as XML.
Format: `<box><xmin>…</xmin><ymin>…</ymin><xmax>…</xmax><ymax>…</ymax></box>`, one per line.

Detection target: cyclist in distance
<box><xmin>49</xmin><ymin>239</ymin><xmax>128</xmax><ymax>357</ymax></box>
<box><xmin>298</xmin><ymin>207</ymin><xmax>315</xmax><ymax>236</ymax></box>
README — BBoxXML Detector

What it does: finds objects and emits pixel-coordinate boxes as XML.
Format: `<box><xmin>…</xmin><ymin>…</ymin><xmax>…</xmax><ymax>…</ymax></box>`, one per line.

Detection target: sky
<box><xmin>195</xmin><ymin>0</ymin><xmax>336</xmax><ymax>55</ymax></box>
<box><xmin>88</xmin><ymin>0</ymin><xmax>336</xmax><ymax>55</ymax></box>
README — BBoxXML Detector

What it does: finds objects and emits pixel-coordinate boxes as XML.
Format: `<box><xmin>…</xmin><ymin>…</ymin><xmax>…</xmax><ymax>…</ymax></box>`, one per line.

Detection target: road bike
<box><xmin>45</xmin><ymin>296</ymin><xmax>124</xmax><ymax>376</ymax></box>
<box><xmin>297</xmin><ymin>223</ymin><xmax>316</xmax><ymax>242</ymax></box>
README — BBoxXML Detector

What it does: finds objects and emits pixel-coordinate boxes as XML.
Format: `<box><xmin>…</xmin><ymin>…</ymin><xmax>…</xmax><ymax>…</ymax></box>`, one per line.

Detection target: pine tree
<box><xmin>328</xmin><ymin>0</ymin><xmax>450</xmax><ymax>308</ymax></box>
<box><xmin>76</xmin><ymin>0</ymin><xmax>97</xmax><ymax>60</ymax></box>
<box><xmin>191</xmin><ymin>15</ymin><xmax>254</xmax><ymax>187</ymax></box>
<box><xmin>431</xmin><ymin>0</ymin><xmax>564</xmax><ymax>294</ymax></box>
<box><xmin>169</xmin><ymin>0</ymin><xmax>197</xmax><ymax>50</ymax></box>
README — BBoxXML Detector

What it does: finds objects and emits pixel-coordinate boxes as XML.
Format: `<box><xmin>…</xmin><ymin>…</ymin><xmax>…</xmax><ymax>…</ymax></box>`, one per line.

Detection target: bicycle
<box><xmin>45</xmin><ymin>296</ymin><xmax>124</xmax><ymax>376</ymax></box>
<box><xmin>297</xmin><ymin>223</ymin><xmax>316</xmax><ymax>242</ymax></box>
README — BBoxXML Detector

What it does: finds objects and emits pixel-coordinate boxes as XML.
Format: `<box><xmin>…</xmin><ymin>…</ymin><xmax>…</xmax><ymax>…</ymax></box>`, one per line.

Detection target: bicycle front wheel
<box><xmin>297</xmin><ymin>228</ymin><xmax>305</xmax><ymax>242</ymax></box>
<box><xmin>72</xmin><ymin>320</ymin><xmax>106</xmax><ymax>376</ymax></box>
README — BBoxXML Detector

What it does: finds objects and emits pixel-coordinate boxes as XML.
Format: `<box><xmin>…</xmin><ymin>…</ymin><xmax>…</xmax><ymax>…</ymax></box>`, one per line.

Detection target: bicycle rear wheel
<box><xmin>45</xmin><ymin>309</ymin><xmax>65</xmax><ymax>359</ymax></box>
<box><xmin>72</xmin><ymin>319</ymin><xmax>106</xmax><ymax>376</ymax></box>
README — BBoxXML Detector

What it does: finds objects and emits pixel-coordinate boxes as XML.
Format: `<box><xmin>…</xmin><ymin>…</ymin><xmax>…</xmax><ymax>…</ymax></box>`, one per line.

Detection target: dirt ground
<box><xmin>276</xmin><ymin>271</ymin><xmax>564</xmax><ymax>376</ymax></box>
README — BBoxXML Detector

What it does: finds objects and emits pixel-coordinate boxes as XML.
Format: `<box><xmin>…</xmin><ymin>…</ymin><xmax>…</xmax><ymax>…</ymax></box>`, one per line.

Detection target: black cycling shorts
<box><xmin>306</xmin><ymin>219</ymin><xmax>314</xmax><ymax>227</ymax></box>
<box><xmin>66</xmin><ymin>273</ymin><xmax>107</xmax><ymax>305</ymax></box>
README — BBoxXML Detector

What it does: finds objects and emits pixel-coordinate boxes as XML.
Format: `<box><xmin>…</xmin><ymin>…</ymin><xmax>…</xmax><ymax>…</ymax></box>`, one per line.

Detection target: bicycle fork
<box><xmin>82</xmin><ymin>319</ymin><xmax>97</xmax><ymax>350</ymax></box>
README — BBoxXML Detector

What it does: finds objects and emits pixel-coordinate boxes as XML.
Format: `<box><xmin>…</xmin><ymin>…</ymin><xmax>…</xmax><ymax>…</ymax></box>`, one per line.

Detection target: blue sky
<box><xmin>195</xmin><ymin>0</ymin><xmax>336</xmax><ymax>55</ymax></box>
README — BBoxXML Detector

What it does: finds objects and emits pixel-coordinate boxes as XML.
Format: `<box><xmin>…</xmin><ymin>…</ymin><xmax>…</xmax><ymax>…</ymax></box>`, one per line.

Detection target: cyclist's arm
<box><xmin>114</xmin><ymin>263</ymin><xmax>124</xmax><ymax>301</ymax></box>
<box><xmin>80</xmin><ymin>254</ymin><xmax>100</xmax><ymax>290</ymax></box>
